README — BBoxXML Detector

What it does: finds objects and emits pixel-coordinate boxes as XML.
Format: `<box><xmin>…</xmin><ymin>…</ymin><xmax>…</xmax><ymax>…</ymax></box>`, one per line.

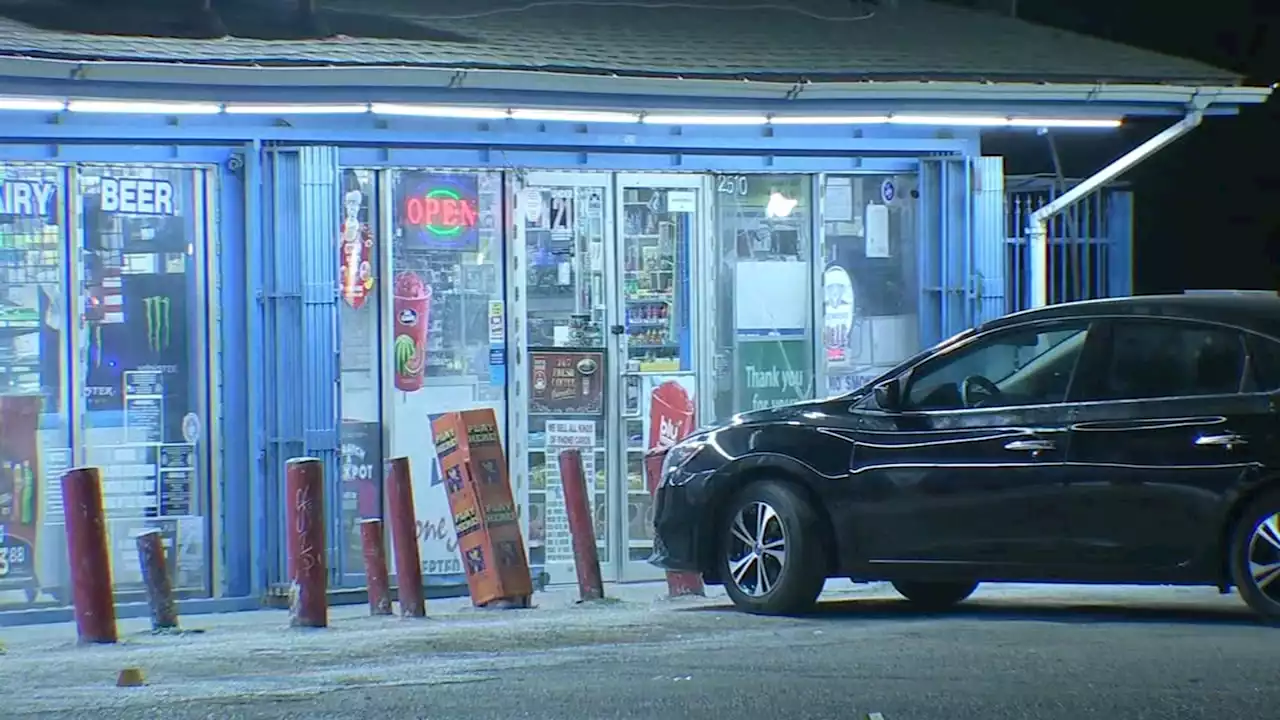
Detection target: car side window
<box><xmin>1243</xmin><ymin>333</ymin><xmax>1280</xmax><ymax>391</ymax></box>
<box><xmin>903</xmin><ymin>322</ymin><xmax>1092</xmax><ymax>411</ymax></box>
<box><xmin>1073</xmin><ymin>320</ymin><xmax>1246</xmax><ymax>402</ymax></box>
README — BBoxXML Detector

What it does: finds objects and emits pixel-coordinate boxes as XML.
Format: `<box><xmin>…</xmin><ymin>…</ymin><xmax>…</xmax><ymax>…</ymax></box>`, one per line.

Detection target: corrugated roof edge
<box><xmin>0</xmin><ymin>48</ymin><xmax>1247</xmax><ymax>87</ymax></box>
<box><xmin>0</xmin><ymin>56</ymin><xmax>1269</xmax><ymax>110</ymax></box>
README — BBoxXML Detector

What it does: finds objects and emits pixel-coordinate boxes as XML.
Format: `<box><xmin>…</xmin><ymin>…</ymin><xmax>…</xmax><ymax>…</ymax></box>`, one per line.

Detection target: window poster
<box><xmin>76</xmin><ymin>168</ymin><xmax>205</xmax><ymax>592</ymax></box>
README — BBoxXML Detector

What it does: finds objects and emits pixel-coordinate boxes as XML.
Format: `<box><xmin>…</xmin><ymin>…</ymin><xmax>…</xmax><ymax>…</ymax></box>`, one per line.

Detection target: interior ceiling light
<box><xmin>225</xmin><ymin>103</ymin><xmax>371</xmax><ymax>115</ymax></box>
<box><xmin>67</xmin><ymin>99</ymin><xmax>222</xmax><ymax>115</ymax></box>
<box><xmin>643</xmin><ymin>114</ymin><xmax>770</xmax><ymax>125</ymax></box>
<box><xmin>770</xmin><ymin>115</ymin><xmax>891</xmax><ymax>125</ymax></box>
<box><xmin>510</xmin><ymin>108</ymin><xmax>640</xmax><ymax>123</ymax></box>
<box><xmin>371</xmin><ymin>103</ymin><xmax>510</xmax><ymax>119</ymax></box>
<box><xmin>0</xmin><ymin>97</ymin><xmax>67</xmax><ymax>111</ymax></box>
<box><xmin>889</xmin><ymin>114</ymin><xmax>1120</xmax><ymax>128</ymax></box>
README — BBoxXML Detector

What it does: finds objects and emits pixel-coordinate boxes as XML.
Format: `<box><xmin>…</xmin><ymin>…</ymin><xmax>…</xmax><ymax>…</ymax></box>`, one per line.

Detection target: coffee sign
<box><xmin>528</xmin><ymin>350</ymin><xmax>605</xmax><ymax>415</ymax></box>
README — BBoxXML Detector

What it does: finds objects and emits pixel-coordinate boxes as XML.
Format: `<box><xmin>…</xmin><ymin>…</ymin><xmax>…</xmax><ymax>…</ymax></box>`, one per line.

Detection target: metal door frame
<box><xmin>511</xmin><ymin>170</ymin><xmax>618</xmax><ymax>585</ymax></box>
<box><xmin>613</xmin><ymin>172</ymin><xmax>708</xmax><ymax>582</ymax></box>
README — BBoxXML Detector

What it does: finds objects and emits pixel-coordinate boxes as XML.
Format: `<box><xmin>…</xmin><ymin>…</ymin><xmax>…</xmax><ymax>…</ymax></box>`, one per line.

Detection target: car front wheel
<box><xmin>891</xmin><ymin>580</ymin><xmax>979</xmax><ymax>610</ymax></box>
<box><xmin>1229</xmin><ymin>492</ymin><xmax>1280</xmax><ymax>624</ymax></box>
<box><xmin>719</xmin><ymin>480</ymin><xmax>827</xmax><ymax>615</ymax></box>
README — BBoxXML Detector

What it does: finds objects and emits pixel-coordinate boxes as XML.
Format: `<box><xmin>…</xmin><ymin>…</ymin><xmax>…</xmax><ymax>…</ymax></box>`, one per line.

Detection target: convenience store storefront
<box><xmin>0</xmin><ymin>114</ymin><xmax>984</xmax><ymax>615</ymax></box>
<box><xmin>0</xmin><ymin>65</ymin><xmax>1266</xmax><ymax>622</ymax></box>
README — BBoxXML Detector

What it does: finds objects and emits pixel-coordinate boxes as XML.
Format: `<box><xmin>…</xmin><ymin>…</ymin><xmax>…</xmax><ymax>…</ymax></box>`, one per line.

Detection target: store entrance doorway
<box><xmin>511</xmin><ymin>171</ymin><xmax>710</xmax><ymax>586</ymax></box>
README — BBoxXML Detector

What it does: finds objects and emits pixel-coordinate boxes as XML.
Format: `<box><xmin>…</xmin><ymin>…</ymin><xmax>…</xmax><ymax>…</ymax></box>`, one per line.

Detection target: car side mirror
<box><xmin>873</xmin><ymin>378</ymin><xmax>901</xmax><ymax>411</ymax></box>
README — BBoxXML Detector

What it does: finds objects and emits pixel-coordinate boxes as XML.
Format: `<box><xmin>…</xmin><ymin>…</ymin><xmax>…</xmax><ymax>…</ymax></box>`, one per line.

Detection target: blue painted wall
<box><xmin>0</xmin><ymin>109</ymin><xmax>988</xmax><ymax>621</ymax></box>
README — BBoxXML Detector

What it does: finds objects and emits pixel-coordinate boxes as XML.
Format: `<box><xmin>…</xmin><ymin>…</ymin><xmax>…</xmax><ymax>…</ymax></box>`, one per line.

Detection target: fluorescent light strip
<box><xmin>770</xmin><ymin>115</ymin><xmax>890</xmax><ymax>125</ymax></box>
<box><xmin>371</xmin><ymin>103</ymin><xmax>509</xmax><ymax>119</ymax></box>
<box><xmin>644</xmin><ymin>114</ymin><xmax>769</xmax><ymax>125</ymax></box>
<box><xmin>510</xmin><ymin>108</ymin><xmax>640</xmax><ymax>123</ymax></box>
<box><xmin>0</xmin><ymin>97</ymin><xmax>1123</xmax><ymax>128</ymax></box>
<box><xmin>226</xmin><ymin>103</ymin><xmax>370</xmax><ymax>115</ymax></box>
<box><xmin>0</xmin><ymin>97</ymin><xmax>67</xmax><ymax>111</ymax></box>
<box><xmin>68</xmin><ymin>99</ymin><xmax>222</xmax><ymax>115</ymax></box>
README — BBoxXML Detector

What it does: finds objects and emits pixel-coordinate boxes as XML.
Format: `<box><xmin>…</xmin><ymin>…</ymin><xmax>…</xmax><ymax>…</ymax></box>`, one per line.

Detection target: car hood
<box><xmin>727</xmin><ymin>395</ymin><xmax>859</xmax><ymax>426</ymax></box>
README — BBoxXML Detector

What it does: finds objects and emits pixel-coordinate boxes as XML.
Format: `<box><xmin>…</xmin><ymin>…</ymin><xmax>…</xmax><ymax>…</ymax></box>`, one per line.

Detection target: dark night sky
<box><xmin>949</xmin><ymin>0</ymin><xmax>1280</xmax><ymax>293</ymax></box>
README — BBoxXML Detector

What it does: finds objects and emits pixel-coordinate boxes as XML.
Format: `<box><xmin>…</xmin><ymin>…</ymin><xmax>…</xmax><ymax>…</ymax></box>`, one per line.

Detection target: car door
<box><xmin>1063</xmin><ymin>317</ymin><xmax>1279</xmax><ymax>571</ymax></box>
<box><xmin>846</xmin><ymin>318</ymin><xmax>1094</xmax><ymax>568</ymax></box>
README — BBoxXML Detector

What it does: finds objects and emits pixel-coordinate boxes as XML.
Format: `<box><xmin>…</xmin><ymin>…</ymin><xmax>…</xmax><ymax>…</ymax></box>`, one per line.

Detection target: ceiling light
<box><xmin>0</xmin><ymin>97</ymin><xmax>67</xmax><ymax>111</ymax></box>
<box><xmin>225</xmin><ymin>104</ymin><xmax>370</xmax><ymax>115</ymax></box>
<box><xmin>371</xmin><ymin>103</ymin><xmax>510</xmax><ymax>119</ymax></box>
<box><xmin>67</xmin><ymin>100</ymin><xmax>222</xmax><ymax>115</ymax></box>
<box><xmin>510</xmin><ymin>108</ymin><xmax>640</xmax><ymax>123</ymax></box>
<box><xmin>769</xmin><ymin>115</ymin><xmax>890</xmax><ymax>125</ymax></box>
<box><xmin>643</xmin><ymin>114</ymin><xmax>769</xmax><ymax>125</ymax></box>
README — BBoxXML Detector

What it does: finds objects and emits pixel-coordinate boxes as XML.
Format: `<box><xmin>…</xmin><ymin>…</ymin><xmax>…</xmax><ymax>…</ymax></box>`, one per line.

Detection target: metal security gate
<box><xmin>919</xmin><ymin>156</ymin><xmax>1007</xmax><ymax>346</ymax></box>
<box><xmin>260</xmin><ymin>146</ymin><xmax>341</xmax><ymax>594</ymax></box>
<box><xmin>1005</xmin><ymin>176</ymin><xmax>1133</xmax><ymax>312</ymax></box>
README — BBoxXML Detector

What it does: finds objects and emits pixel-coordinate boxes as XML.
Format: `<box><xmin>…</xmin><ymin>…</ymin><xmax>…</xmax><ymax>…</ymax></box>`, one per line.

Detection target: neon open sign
<box><xmin>404</xmin><ymin>188</ymin><xmax>478</xmax><ymax>237</ymax></box>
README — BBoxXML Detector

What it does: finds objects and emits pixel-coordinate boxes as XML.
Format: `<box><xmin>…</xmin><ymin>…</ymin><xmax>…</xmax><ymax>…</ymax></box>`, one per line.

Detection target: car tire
<box><xmin>719</xmin><ymin>480</ymin><xmax>827</xmax><ymax>615</ymax></box>
<box><xmin>891</xmin><ymin>580</ymin><xmax>979</xmax><ymax>610</ymax></box>
<box><xmin>1228</xmin><ymin>492</ymin><xmax>1280</xmax><ymax>625</ymax></box>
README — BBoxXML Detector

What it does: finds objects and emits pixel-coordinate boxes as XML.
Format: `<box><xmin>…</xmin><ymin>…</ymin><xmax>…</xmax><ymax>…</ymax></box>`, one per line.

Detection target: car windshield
<box><xmin>830</xmin><ymin>326</ymin><xmax>977</xmax><ymax>399</ymax></box>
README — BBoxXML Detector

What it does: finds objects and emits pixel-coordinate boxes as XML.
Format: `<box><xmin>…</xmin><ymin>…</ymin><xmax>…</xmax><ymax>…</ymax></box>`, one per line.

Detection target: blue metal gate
<box><xmin>1005</xmin><ymin>176</ymin><xmax>1133</xmax><ymax>312</ymax></box>
<box><xmin>919</xmin><ymin>156</ymin><xmax>1007</xmax><ymax>346</ymax></box>
<box><xmin>260</xmin><ymin>145</ymin><xmax>341</xmax><ymax>592</ymax></box>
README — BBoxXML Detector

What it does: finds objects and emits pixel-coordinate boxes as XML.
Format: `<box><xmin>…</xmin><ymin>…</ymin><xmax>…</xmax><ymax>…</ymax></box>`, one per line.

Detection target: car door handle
<box><xmin>1195</xmin><ymin>433</ymin><xmax>1248</xmax><ymax>448</ymax></box>
<box><xmin>1004</xmin><ymin>439</ymin><xmax>1056</xmax><ymax>452</ymax></box>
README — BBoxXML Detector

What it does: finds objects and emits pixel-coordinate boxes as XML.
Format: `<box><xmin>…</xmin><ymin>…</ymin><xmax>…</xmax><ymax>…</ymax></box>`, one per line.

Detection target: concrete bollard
<box><xmin>360</xmin><ymin>518</ymin><xmax>393</xmax><ymax>616</ymax></box>
<box><xmin>135</xmin><ymin>529</ymin><xmax>179</xmax><ymax>632</ymax></box>
<box><xmin>285</xmin><ymin>457</ymin><xmax>327</xmax><ymax>628</ymax></box>
<box><xmin>385</xmin><ymin>456</ymin><xmax>426</xmax><ymax>618</ymax></box>
<box><xmin>557</xmin><ymin>449</ymin><xmax>604</xmax><ymax>602</ymax></box>
<box><xmin>61</xmin><ymin>466</ymin><xmax>118</xmax><ymax>644</ymax></box>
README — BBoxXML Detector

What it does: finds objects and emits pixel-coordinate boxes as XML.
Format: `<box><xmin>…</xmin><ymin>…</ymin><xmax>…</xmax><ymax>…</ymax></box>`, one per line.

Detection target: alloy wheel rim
<box><xmin>726</xmin><ymin>501</ymin><xmax>787</xmax><ymax>598</ymax></box>
<box><xmin>1248</xmin><ymin>512</ymin><xmax>1280</xmax><ymax>603</ymax></box>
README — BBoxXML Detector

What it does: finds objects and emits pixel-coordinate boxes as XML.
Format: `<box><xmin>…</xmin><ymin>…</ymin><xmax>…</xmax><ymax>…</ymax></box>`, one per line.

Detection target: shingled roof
<box><xmin>0</xmin><ymin>0</ymin><xmax>1245</xmax><ymax>86</ymax></box>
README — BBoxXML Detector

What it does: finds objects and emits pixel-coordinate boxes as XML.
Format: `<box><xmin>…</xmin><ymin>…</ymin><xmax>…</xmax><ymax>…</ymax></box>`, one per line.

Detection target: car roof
<box><xmin>981</xmin><ymin>292</ymin><xmax>1280</xmax><ymax>339</ymax></box>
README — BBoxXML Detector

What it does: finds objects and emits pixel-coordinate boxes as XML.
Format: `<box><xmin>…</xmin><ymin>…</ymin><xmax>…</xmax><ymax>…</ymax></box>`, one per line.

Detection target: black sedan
<box><xmin>650</xmin><ymin>292</ymin><xmax>1280</xmax><ymax>622</ymax></box>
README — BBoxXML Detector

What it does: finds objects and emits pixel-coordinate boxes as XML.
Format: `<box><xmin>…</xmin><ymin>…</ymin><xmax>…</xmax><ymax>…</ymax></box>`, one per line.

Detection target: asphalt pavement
<box><xmin>3</xmin><ymin>582</ymin><xmax>1276</xmax><ymax>720</ymax></box>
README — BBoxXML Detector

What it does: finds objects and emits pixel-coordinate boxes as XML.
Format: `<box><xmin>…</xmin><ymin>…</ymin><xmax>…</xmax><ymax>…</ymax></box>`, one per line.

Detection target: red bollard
<box><xmin>61</xmin><ymin>466</ymin><xmax>118</xmax><ymax>644</ymax></box>
<box><xmin>285</xmin><ymin>457</ymin><xmax>327</xmax><ymax>628</ymax></box>
<box><xmin>557</xmin><ymin>449</ymin><xmax>604</xmax><ymax>602</ymax></box>
<box><xmin>385</xmin><ymin>456</ymin><xmax>425</xmax><ymax>617</ymax></box>
<box><xmin>644</xmin><ymin>450</ymin><xmax>705</xmax><ymax>598</ymax></box>
<box><xmin>360</xmin><ymin>518</ymin><xmax>393</xmax><ymax>616</ymax></box>
<box><xmin>135</xmin><ymin>529</ymin><xmax>179</xmax><ymax>631</ymax></box>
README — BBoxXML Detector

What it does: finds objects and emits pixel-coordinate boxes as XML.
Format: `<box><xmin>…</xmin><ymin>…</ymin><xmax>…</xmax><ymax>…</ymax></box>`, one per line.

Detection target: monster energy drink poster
<box><xmin>80</xmin><ymin>172</ymin><xmax>193</xmax><ymax>449</ymax></box>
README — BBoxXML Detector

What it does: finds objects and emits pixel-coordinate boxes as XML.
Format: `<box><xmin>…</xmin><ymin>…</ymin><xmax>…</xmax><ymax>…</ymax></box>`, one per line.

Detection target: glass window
<box><xmin>338</xmin><ymin>169</ymin><xmax>381</xmax><ymax>580</ymax></box>
<box><xmin>389</xmin><ymin>169</ymin><xmax>506</xmax><ymax>578</ymax></box>
<box><xmin>0</xmin><ymin>164</ymin><xmax>70</xmax><ymax>607</ymax></box>
<box><xmin>75</xmin><ymin>165</ymin><xmax>212</xmax><ymax>597</ymax></box>
<box><xmin>1245</xmin><ymin>334</ymin><xmax>1280</xmax><ymax>391</ymax></box>
<box><xmin>1075</xmin><ymin>320</ymin><xmax>1246</xmax><ymax>402</ymax></box>
<box><xmin>905</xmin><ymin>322</ymin><xmax>1091</xmax><ymax>410</ymax></box>
<box><xmin>709</xmin><ymin>174</ymin><xmax>813</xmax><ymax>423</ymax></box>
<box><xmin>820</xmin><ymin>174</ymin><xmax>920</xmax><ymax>396</ymax></box>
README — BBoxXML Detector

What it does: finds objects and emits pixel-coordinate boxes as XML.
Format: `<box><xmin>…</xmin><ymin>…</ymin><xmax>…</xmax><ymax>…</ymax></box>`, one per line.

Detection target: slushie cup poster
<box><xmin>396</xmin><ymin>171</ymin><xmax>481</xmax><ymax>253</ymax></box>
<box><xmin>393</xmin><ymin>271</ymin><xmax>432</xmax><ymax>392</ymax></box>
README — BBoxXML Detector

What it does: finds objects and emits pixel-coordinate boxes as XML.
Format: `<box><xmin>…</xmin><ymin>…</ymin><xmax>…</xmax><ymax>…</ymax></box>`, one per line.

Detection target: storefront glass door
<box><xmin>613</xmin><ymin>174</ymin><xmax>704</xmax><ymax>581</ymax></box>
<box><xmin>513</xmin><ymin>172</ymin><xmax>615</xmax><ymax>586</ymax></box>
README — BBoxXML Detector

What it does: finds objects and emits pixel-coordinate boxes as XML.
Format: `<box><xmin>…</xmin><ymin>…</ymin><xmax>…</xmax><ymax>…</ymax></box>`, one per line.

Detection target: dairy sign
<box><xmin>396</xmin><ymin>171</ymin><xmax>481</xmax><ymax>252</ymax></box>
<box><xmin>0</xmin><ymin>179</ymin><xmax>56</xmax><ymax>218</ymax></box>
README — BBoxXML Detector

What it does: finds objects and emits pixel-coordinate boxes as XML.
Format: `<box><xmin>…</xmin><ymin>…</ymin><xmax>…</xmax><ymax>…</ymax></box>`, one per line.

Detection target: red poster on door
<box><xmin>0</xmin><ymin>395</ymin><xmax>41</xmax><ymax>587</ymax></box>
<box><xmin>644</xmin><ymin>375</ymin><xmax>697</xmax><ymax>494</ymax></box>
